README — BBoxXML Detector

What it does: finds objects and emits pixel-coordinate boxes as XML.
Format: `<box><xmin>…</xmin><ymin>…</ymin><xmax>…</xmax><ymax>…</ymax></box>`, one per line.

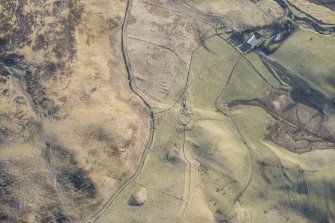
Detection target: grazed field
<box><xmin>309</xmin><ymin>0</ymin><xmax>335</xmax><ymax>10</ymax></box>
<box><xmin>93</xmin><ymin>0</ymin><xmax>335</xmax><ymax>222</ymax></box>
<box><xmin>183</xmin><ymin>0</ymin><xmax>285</xmax><ymax>28</ymax></box>
<box><xmin>272</xmin><ymin>29</ymin><xmax>335</xmax><ymax>98</ymax></box>
<box><xmin>289</xmin><ymin>0</ymin><xmax>335</xmax><ymax>23</ymax></box>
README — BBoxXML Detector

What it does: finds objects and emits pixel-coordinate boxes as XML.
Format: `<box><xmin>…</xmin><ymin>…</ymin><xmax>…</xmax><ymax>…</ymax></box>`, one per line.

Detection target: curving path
<box><xmin>88</xmin><ymin>0</ymin><xmax>155</xmax><ymax>221</ymax></box>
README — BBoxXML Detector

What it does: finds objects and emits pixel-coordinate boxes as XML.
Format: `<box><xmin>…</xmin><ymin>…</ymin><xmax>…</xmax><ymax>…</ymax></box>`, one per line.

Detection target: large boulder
<box><xmin>128</xmin><ymin>187</ymin><xmax>147</xmax><ymax>206</ymax></box>
<box><xmin>165</xmin><ymin>148</ymin><xmax>181</xmax><ymax>163</ymax></box>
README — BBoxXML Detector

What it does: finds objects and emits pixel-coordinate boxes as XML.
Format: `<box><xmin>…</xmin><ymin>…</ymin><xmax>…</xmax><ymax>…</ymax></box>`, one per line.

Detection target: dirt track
<box><xmin>88</xmin><ymin>0</ymin><xmax>155</xmax><ymax>221</ymax></box>
<box><xmin>89</xmin><ymin>0</ymin><xmax>335</xmax><ymax>221</ymax></box>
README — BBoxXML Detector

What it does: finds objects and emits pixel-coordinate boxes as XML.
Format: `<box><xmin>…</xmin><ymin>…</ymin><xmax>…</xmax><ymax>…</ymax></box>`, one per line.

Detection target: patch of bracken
<box><xmin>0</xmin><ymin>0</ymin><xmax>84</xmax><ymax>118</ymax></box>
<box><xmin>42</xmin><ymin>137</ymin><xmax>97</xmax><ymax>200</ymax></box>
<box><xmin>0</xmin><ymin>163</ymin><xmax>19</xmax><ymax>222</ymax></box>
<box><xmin>38</xmin><ymin>204</ymin><xmax>73</xmax><ymax>223</ymax></box>
<box><xmin>0</xmin><ymin>65</ymin><xmax>10</xmax><ymax>78</ymax></box>
<box><xmin>43</xmin><ymin>139</ymin><xmax>77</xmax><ymax>166</ymax></box>
<box><xmin>57</xmin><ymin>169</ymin><xmax>97</xmax><ymax>199</ymax></box>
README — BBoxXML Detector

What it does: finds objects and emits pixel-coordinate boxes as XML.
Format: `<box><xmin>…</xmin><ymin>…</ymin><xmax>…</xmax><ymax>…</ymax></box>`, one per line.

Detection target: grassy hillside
<box><xmin>272</xmin><ymin>29</ymin><xmax>335</xmax><ymax>98</ymax></box>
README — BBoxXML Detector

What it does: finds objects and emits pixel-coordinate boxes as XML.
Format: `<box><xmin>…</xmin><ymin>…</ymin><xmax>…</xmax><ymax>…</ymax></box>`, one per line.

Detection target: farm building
<box><xmin>245</xmin><ymin>32</ymin><xmax>264</xmax><ymax>48</ymax></box>
<box><xmin>272</xmin><ymin>33</ymin><xmax>284</xmax><ymax>43</ymax></box>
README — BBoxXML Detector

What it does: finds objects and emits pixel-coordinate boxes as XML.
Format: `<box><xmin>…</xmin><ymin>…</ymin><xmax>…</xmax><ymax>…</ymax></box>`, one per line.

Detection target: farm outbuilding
<box><xmin>246</xmin><ymin>32</ymin><xmax>264</xmax><ymax>48</ymax></box>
